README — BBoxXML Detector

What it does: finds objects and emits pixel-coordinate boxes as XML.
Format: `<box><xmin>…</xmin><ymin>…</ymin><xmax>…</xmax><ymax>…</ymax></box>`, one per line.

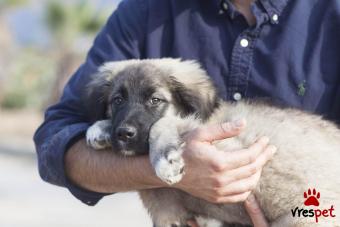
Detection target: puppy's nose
<box><xmin>116</xmin><ymin>126</ymin><xmax>137</xmax><ymax>142</ymax></box>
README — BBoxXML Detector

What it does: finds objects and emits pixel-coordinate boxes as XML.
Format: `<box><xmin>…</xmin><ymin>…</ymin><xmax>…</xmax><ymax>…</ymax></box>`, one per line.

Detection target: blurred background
<box><xmin>0</xmin><ymin>0</ymin><xmax>152</xmax><ymax>226</ymax></box>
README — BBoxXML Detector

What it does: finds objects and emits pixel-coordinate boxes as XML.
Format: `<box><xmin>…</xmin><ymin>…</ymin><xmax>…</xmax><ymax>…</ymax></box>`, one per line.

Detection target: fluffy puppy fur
<box><xmin>85</xmin><ymin>59</ymin><xmax>340</xmax><ymax>227</ymax></box>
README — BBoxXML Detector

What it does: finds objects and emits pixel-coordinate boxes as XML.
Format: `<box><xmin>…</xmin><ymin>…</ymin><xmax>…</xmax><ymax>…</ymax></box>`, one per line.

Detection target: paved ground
<box><xmin>0</xmin><ymin>110</ymin><xmax>152</xmax><ymax>227</ymax></box>
<box><xmin>0</xmin><ymin>152</ymin><xmax>152</xmax><ymax>227</ymax></box>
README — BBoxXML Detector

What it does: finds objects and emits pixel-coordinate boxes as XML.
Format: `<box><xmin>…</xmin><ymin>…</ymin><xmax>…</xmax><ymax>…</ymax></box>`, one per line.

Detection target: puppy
<box><xmin>85</xmin><ymin>59</ymin><xmax>340</xmax><ymax>227</ymax></box>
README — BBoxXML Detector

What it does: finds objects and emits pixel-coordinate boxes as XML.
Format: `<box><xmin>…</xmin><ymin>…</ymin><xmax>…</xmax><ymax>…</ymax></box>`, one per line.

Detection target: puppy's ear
<box><xmin>169</xmin><ymin>76</ymin><xmax>219</xmax><ymax>121</ymax></box>
<box><xmin>83</xmin><ymin>70</ymin><xmax>113</xmax><ymax>121</ymax></box>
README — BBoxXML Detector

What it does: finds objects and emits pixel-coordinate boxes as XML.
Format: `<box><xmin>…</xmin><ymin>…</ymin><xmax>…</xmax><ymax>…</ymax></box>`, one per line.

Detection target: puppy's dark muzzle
<box><xmin>116</xmin><ymin>125</ymin><xmax>137</xmax><ymax>143</ymax></box>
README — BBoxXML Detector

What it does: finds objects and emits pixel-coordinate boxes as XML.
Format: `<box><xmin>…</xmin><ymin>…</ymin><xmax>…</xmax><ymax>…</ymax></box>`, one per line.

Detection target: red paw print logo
<box><xmin>304</xmin><ymin>188</ymin><xmax>320</xmax><ymax>206</ymax></box>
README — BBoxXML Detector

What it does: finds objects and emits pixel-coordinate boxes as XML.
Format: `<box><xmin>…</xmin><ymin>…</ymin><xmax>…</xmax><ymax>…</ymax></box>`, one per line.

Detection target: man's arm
<box><xmin>65</xmin><ymin>139</ymin><xmax>166</xmax><ymax>193</ymax></box>
<box><xmin>65</xmin><ymin>120</ymin><xmax>275</xmax><ymax>205</ymax></box>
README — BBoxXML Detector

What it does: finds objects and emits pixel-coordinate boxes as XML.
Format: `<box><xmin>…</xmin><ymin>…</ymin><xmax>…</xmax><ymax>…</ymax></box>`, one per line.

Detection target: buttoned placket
<box><xmin>228</xmin><ymin>30</ymin><xmax>260</xmax><ymax>101</ymax></box>
<box><xmin>219</xmin><ymin>0</ymin><xmax>278</xmax><ymax>101</ymax></box>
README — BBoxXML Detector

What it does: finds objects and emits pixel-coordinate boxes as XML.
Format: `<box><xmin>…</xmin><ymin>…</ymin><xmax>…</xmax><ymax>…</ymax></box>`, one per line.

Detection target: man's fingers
<box><xmin>188</xmin><ymin>119</ymin><xmax>246</xmax><ymax>142</ymax></box>
<box><xmin>212</xmin><ymin>145</ymin><xmax>276</xmax><ymax>196</ymax></box>
<box><xmin>245</xmin><ymin>194</ymin><xmax>269</xmax><ymax>227</ymax></box>
<box><xmin>224</xmin><ymin>145</ymin><xmax>277</xmax><ymax>183</ymax></box>
<box><xmin>223</xmin><ymin>136</ymin><xmax>271</xmax><ymax>170</ymax></box>
<box><xmin>212</xmin><ymin>191</ymin><xmax>251</xmax><ymax>204</ymax></box>
<box><xmin>216</xmin><ymin>171</ymin><xmax>261</xmax><ymax>196</ymax></box>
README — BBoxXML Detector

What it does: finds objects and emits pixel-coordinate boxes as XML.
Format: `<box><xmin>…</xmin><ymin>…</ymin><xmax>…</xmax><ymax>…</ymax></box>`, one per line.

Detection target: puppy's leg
<box><xmin>149</xmin><ymin>116</ymin><xmax>184</xmax><ymax>185</ymax></box>
<box><xmin>149</xmin><ymin>116</ymin><xmax>198</xmax><ymax>185</ymax></box>
<box><xmin>139</xmin><ymin>189</ymin><xmax>191</xmax><ymax>227</ymax></box>
<box><xmin>86</xmin><ymin>119</ymin><xmax>112</xmax><ymax>150</ymax></box>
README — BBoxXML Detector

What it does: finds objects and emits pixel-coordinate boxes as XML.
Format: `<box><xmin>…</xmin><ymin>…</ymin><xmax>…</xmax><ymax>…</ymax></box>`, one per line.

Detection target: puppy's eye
<box><xmin>150</xmin><ymin>98</ymin><xmax>162</xmax><ymax>105</ymax></box>
<box><xmin>113</xmin><ymin>96</ymin><xmax>123</xmax><ymax>105</ymax></box>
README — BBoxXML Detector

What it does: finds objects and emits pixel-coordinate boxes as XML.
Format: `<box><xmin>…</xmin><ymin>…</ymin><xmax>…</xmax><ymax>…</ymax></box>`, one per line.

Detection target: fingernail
<box><xmin>260</xmin><ymin>136</ymin><xmax>270</xmax><ymax>144</ymax></box>
<box><xmin>232</xmin><ymin>119</ymin><xmax>246</xmax><ymax>128</ymax></box>
<box><xmin>246</xmin><ymin>193</ymin><xmax>256</xmax><ymax>203</ymax></box>
<box><xmin>270</xmin><ymin>145</ymin><xmax>277</xmax><ymax>155</ymax></box>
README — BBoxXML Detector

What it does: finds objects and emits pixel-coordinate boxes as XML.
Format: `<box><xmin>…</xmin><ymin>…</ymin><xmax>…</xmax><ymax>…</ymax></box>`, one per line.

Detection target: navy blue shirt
<box><xmin>34</xmin><ymin>0</ymin><xmax>340</xmax><ymax>206</ymax></box>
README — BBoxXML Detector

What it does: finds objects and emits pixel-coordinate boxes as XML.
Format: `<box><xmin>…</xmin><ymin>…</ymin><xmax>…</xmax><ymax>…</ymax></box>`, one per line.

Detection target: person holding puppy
<box><xmin>34</xmin><ymin>0</ymin><xmax>340</xmax><ymax>226</ymax></box>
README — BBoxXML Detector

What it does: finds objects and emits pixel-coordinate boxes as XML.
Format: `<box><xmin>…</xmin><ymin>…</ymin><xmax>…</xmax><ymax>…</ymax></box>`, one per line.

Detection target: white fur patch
<box><xmin>196</xmin><ymin>216</ymin><xmax>223</xmax><ymax>227</ymax></box>
<box><xmin>154</xmin><ymin>149</ymin><xmax>185</xmax><ymax>185</ymax></box>
<box><xmin>86</xmin><ymin>120</ymin><xmax>111</xmax><ymax>150</ymax></box>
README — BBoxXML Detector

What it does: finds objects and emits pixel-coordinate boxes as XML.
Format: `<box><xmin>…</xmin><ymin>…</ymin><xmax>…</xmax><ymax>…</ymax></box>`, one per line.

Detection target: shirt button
<box><xmin>240</xmin><ymin>38</ymin><xmax>249</xmax><ymax>47</ymax></box>
<box><xmin>222</xmin><ymin>2</ymin><xmax>228</xmax><ymax>11</ymax></box>
<box><xmin>272</xmin><ymin>14</ymin><xmax>279</xmax><ymax>22</ymax></box>
<box><xmin>233</xmin><ymin>92</ymin><xmax>242</xmax><ymax>101</ymax></box>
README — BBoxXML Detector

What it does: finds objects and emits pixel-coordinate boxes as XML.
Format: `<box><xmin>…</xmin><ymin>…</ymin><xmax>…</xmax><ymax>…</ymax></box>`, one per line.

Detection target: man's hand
<box><xmin>175</xmin><ymin>119</ymin><xmax>277</xmax><ymax>203</ymax></box>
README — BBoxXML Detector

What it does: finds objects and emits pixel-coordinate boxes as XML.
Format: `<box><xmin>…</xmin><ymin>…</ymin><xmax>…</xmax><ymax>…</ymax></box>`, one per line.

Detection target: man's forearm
<box><xmin>65</xmin><ymin>139</ymin><xmax>166</xmax><ymax>193</ymax></box>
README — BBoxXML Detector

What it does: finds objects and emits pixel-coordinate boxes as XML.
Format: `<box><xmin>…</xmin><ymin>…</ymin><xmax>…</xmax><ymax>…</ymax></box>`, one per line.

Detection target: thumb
<box><xmin>188</xmin><ymin>119</ymin><xmax>246</xmax><ymax>142</ymax></box>
<box><xmin>245</xmin><ymin>194</ymin><xmax>269</xmax><ymax>227</ymax></box>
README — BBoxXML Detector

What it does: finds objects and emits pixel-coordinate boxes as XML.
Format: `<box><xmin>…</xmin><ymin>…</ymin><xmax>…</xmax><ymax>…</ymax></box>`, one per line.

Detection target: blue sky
<box><xmin>6</xmin><ymin>0</ymin><xmax>121</xmax><ymax>47</ymax></box>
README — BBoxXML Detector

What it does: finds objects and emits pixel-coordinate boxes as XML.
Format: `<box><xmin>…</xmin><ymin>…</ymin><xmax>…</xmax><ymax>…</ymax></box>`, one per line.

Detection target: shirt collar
<box><xmin>214</xmin><ymin>0</ymin><xmax>290</xmax><ymax>18</ymax></box>
<box><xmin>260</xmin><ymin>0</ymin><xmax>290</xmax><ymax>17</ymax></box>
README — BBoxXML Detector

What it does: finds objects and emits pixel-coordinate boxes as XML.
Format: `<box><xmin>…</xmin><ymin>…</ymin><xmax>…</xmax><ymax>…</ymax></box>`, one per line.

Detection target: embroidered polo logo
<box><xmin>297</xmin><ymin>80</ymin><xmax>307</xmax><ymax>96</ymax></box>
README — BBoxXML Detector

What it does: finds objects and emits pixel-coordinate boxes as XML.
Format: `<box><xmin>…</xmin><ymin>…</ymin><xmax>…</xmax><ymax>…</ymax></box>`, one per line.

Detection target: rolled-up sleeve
<box><xmin>33</xmin><ymin>0</ymin><xmax>147</xmax><ymax>206</ymax></box>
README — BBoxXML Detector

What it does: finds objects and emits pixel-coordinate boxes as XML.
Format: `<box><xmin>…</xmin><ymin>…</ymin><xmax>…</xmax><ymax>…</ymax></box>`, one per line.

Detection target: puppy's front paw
<box><xmin>155</xmin><ymin>149</ymin><xmax>185</xmax><ymax>185</ymax></box>
<box><xmin>86</xmin><ymin>122</ymin><xmax>111</xmax><ymax>150</ymax></box>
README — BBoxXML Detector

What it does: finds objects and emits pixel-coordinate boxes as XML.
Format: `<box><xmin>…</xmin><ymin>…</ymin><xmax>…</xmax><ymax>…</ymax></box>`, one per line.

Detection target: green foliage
<box><xmin>1</xmin><ymin>49</ymin><xmax>56</xmax><ymax>109</ymax></box>
<box><xmin>76</xmin><ymin>0</ymin><xmax>103</xmax><ymax>33</ymax></box>
<box><xmin>1</xmin><ymin>91</ymin><xmax>26</xmax><ymax>109</ymax></box>
<box><xmin>46</xmin><ymin>1</ymin><xmax>66</xmax><ymax>32</ymax></box>
<box><xmin>45</xmin><ymin>0</ymin><xmax>108</xmax><ymax>44</ymax></box>
<box><xmin>0</xmin><ymin>0</ymin><xmax>112</xmax><ymax>110</ymax></box>
<box><xmin>0</xmin><ymin>0</ymin><xmax>27</xmax><ymax>9</ymax></box>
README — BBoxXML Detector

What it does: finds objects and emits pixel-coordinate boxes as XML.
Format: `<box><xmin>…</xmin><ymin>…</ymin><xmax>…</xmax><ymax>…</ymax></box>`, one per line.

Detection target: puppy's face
<box><xmin>108</xmin><ymin>65</ymin><xmax>173</xmax><ymax>155</ymax></box>
<box><xmin>87</xmin><ymin>60</ymin><xmax>219</xmax><ymax>156</ymax></box>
